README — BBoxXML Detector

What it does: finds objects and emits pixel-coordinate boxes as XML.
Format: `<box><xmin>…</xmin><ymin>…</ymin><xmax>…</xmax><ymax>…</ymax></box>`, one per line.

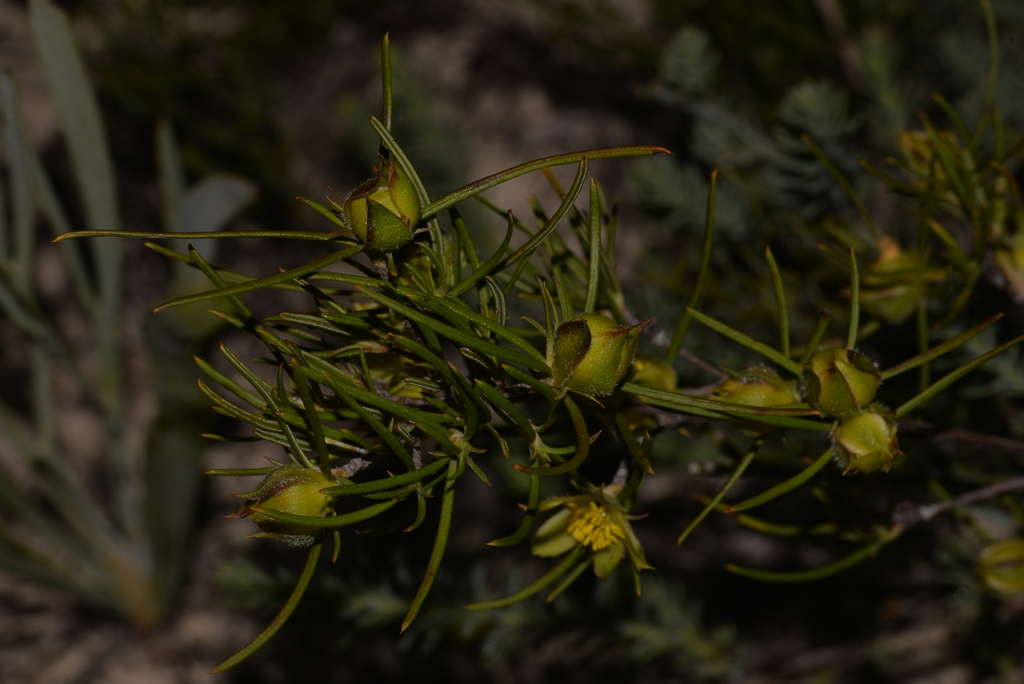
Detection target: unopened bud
<box><xmin>804</xmin><ymin>348</ymin><xmax>880</xmax><ymax>418</ymax></box>
<box><xmin>977</xmin><ymin>538</ymin><xmax>1024</xmax><ymax>594</ymax></box>
<box><xmin>832</xmin><ymin>405</ymin><xmax>899</xmax><ymax>474</ymax></box>
<box><xmin>716</xmin><ymin>365</ymin><xmax>801</xmax><ymax>408</ymax></box>
<box><xmin>342</xmin><ymin>155</ymin><xmax>421</xmax><ymax>256</ymax></box>
<box><xmin>630</xmin><ymin>352</ymin><xmax>677</xmax><ymax>392</ymax></box>
<box><xmin>860</xmin><ymin>237</ymin><xmax>928</xmax><ymax>324</ymax></box>
<box><xmin>552</xmin><ymin>313</ymin><xmax>647</xmax><ymax>396</ymax></box>
<box><xmin>229</xmin><ymin>465</ymin><xmax>333</xmax><ymax>545</ymax></box>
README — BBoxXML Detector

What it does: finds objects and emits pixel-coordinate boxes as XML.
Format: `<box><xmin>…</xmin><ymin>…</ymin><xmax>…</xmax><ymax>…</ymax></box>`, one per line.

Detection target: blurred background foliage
<box><xmin>1</xmin><ymin>0</ymin><xmax>1024</xmax><ymax>682</ymax></box>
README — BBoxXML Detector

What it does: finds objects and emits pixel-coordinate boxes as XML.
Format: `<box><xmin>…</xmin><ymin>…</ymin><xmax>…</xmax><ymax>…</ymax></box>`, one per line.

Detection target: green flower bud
<box><xmin>229</xmin><ymin>465</ymin><xmax>333</xmax><ymax>546</ymax></box>
<box><xmin>977</xmin><ymin>538</ymin><xmax>1024</xmax><ymax>594</ymax></box>
<box><xmin>804</xmin><ymin>347</ymin><xmax>881</xmax><ymax>418</ymax></box>
<box><xmin>715</xmin><ymin>365</ymin><xmax>801</xmax><ymax>408</ymax></box>
<box><xmin>551</xmin><ymin>313</ymin><xmax>647</xmax><ymax>396</ymax></box>
<box><xmin>630</xmin><ymin>352</ymin><xmax>677</xmax><ymax>392</ymax></box>
<box><xmin>342</xmin><ymin>155</ymin><xmax>421</xmax><ymax>256</ymax></box>
<box><xmin>831</xmin><ymin>405</ymin><xmax>899</xmax><ymax>474</ymax></box>
<box><xmin>861</xmin><ymin>237</ymin><xmax>929</xmax><ymax>324</ymax></box>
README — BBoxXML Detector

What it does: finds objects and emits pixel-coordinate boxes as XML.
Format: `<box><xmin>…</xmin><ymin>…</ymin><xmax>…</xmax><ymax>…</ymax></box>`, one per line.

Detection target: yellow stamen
<box><xmin>566</xmin><ymin>501</ymin><xmax>625</xmax><ymax>551</ymax></box>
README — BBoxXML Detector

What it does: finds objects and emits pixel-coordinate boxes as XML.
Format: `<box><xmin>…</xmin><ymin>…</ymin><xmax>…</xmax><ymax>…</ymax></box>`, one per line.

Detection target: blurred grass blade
<box><xmin>0</xmin><ymin>75</ymin><xmax>34</xmax><ymax>293</ymax></box>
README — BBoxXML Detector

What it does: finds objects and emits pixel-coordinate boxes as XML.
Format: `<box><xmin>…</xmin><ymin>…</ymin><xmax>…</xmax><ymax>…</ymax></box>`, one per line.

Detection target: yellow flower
<box><xmin>532</xmin><ymin>486</ymin><xmax>652</xmax><ymax>582</ymax></box>
<box><xmin>566</xmin><ymin>501</ymin><xmax>626</xmax><ymax>551</ymax></box>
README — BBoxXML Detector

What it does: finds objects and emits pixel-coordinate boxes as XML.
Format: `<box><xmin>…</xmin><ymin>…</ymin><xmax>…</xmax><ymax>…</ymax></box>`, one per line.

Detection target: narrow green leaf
<box><xmin>210</xmin><ymin>542</ymin><xmax>321</xmax><ymax>673</ymax></box>
<box><xmin>583</xmin><ymin>179</ymin><xmax>602</xmax><ymax>313</ymax></box>
<box><xmin>727</xmin><ymin>448</ymin><xmax>833</xmax><ymax>513</ymax></box>
<box><xmin>421</xmin><ymin>146</ymin><xmax>670</xmax><ymax>219</ymax></box>
<box><xmin>206</xmin><ymin>467</ymin><xmax>276</xmax><ymax>476</ymax></box>
<box><xmin>881</xmin><ymin>313</ymin><xmax>1002</xmax><ymax>380</ymax></box>
<box><xmin>499</xmin><ymin>159</ymin><xmax>589</xmax><ymax>272</ymax></box>
<box><xmin>288</xmin><ymin>350</ymin><xmax>334</xmax><ymax>480</ymax></box>
<box><xmin>725</xmin><ymin>541</ymin><xmax>877</xmax><ymax>582</ymax></box>
<box><xmin>194</xmin><ymin>355</ymin><xmax>264</xmax><ymax>408</ymax></box>
<box><xmin>466</xmin><ymin>545</ymin><xmax>587</xmax><ymax>610</ymax></box>
<box><xmin>801</xmin><ymin>133</ymin><xmax>879</xmax><ymax>238</ymax></box>
<box><xmin>846</xmin><ymin>248</ymin><xmax>859</xmax><ymax>349</ymax></box>
<box><xmin>475</xmin><ymin>380</ymin><xmax>536</xmax><ymax>442</ymax></box>
<box><xmin>489</xmin><ymin>473</ymin><xmax>541</xmax><ymax>547</ymax></box>
<box><xmin>678</xmin><ymin>438</ymin><xmax>763</xmax><ymax>544</ymax></box>
<box><xmin>515</xmin><ymin>396</ymin><xmax>590</xmax><ymax>476</ymax></box>
<box><xmin>620</xmin><ymin>383</ymin><xmax>818</xmax><ymax>417</ymax></box>
<box><xmin>895</xmin><ymin>333</ymin><xmax>1024</xmax><ymax>419</ymax></box>
<box><xmin>356</xmin><ymin>286</ymin><xmax>549</xmax><ymax>372</ymax></box>
<box><xmin>321</xmin><ymin>458</ymin><xmax>449</xmax><ymax>496</ymax></box>
<box><xmin>799</xmin><ymin>310</ymin><xmax>832</xmax><ymax>364</ymax></box>
<box><xmin>333</xmin><ymin>387</ymin><xmax>416</xmax><ymax>472</ymax></box>
<box><xmin>380</xmin><ymin>34</ymin><xmax>393</xmax><ymax>131</ymax></box>
<box><xmin>666</xmin><ymin>169</ymin><xmax>717</xmax><ymax>362</ymax></box>
<box><xmin>449</xmin><ymin>211</ymin><xmax>514</xmax><ymax>297</ymax></box>
<box><xmin>764</xmin><ymin>246</ymin><xmax>790</xmax><ymax>360</ymax></box>
<box><xmin>685</xmin><ymin>308</ymin><xmax>804</xmax><ymax>376</ymax></box>
<box><xmin>253</xmin><ymin>498</ymin><xmax>401</xmax><ymax>529</ymax></box>
<box><xmin>154</xmin><ymin>246</ymin><xmax>362</xmax><ymax>312</ymax></box>
<box><xmin>401</xmin><ymin>459</ymin><xmax>459</xmax><ymax>632</ymax></box>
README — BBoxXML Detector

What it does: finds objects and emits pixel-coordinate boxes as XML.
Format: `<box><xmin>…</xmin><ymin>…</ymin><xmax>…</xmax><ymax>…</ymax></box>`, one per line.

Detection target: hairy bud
<box><xmin>716</xmin><ymin>365</ymin><xmax>801</xmax><ymax>408</ymax></box>
<box><xmin>831</xmin><ymin>405</ymin><xmax>899</xmax><ymax>474</ymax></box>
<box><xmin>977</xmin><ymin>538</ymin><xmax>1024</xmax><ymax>595</ymax></box>
<box><xmin>342</xmin><ymin>155</ymin><xmax>421</xmax><ymax>256</ymax></box>
<box><xmin>552</xmin><ymin>313</ymin><xmax>647</xmax><ymax>396</ymax></box>
<box><xmin>804</xmin><ymin>347</ymin><xmax>881</xmax><ymax>418</ymax></box>
<box><xmin>229</xmin><ymin>465</ymin><xmax>333</xmax><ymax>546</ymax></box>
